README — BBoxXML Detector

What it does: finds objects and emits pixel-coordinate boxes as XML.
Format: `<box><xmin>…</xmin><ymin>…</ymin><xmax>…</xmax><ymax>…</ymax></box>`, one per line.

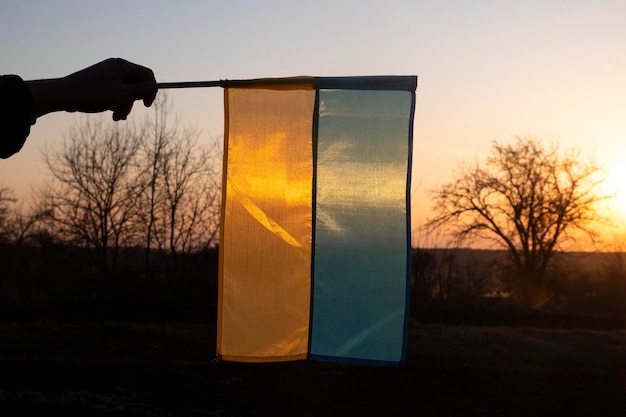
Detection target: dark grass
<box><xmin>2</xmin><ymin>246</ymin><xmax>626</xmax><ymax>415</ymax></box>
<box><xmin>1</xmin><ymin>317</ymin><xmax>626</xmax><ymax>416</ymax></box>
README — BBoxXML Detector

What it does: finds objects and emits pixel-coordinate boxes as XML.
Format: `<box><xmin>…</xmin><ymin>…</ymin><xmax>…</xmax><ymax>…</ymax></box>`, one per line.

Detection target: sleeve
<box><xmin>0</xmin><ymin>75</ymin><xmax>36</xmax><ymax>159</ymax></box>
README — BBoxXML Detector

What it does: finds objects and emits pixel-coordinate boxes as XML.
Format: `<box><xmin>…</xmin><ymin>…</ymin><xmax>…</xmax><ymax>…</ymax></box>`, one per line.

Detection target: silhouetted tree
<box><xmin>136</xmin><ymin>95</ymin><xmax>171</xmax><ymax>280</ymax></box>
<box><xmin>0</xmin><ymin>186</ymin><xmax>51</xmax><ymax>245</ymax></box>
<box><xmin>135</xmin><ymin>93</ymin><xmax>221</xmax><ymax>281</ymax></box>
<box><xmin>425</xmin><ymin>136</ymin><xmax>609</xmax><ymax>304</ymax></box>
<box><xmin>40</xmin><ymin>118</ymin><xmax>145</xmax><ymax>279</ymax></box>
<box><xmin>0</xmin><ymin>186</ymin><xmax>17</xmax><ymax>242</ymax></box>
<box><xmin>38</xmin><ymin>95</ymin><xmax>222</xmax><ymax>288</ymax></box>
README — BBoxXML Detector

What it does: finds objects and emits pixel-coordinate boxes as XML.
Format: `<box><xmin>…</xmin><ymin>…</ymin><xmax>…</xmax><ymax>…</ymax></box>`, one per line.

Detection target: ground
<box><xmin>1</xmin><ymin>317</ymin><xmax>626</xmax><ymax>416</ymax></box>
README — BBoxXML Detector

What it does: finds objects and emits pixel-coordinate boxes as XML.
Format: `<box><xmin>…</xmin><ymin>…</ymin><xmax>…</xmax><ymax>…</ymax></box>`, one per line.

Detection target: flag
<box><xmin>217</xmin><ymin>76</ymin><xmax>416</xmax><ymax>366</ymax></box>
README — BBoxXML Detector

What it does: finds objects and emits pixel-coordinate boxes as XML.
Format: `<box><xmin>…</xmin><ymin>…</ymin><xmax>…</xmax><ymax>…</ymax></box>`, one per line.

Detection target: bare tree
<box><xmin>425</xmin><ymin>136</ymin><xmax>609</xmax><ymax>304</ymax></box>
<box><xmin>40</xmin><ymin>118</ymin><xmax>145</xmax><ymax>279</ymax></box>
<box><xmin>38</xmin><ymin>94</ymin><xmax>222</xmax><ymax>285</ymax></box>
<box><xmin>136</xmin><ymin>93</ymin><xmax>222</xmax><ymax>280</ymax></box>
<box><xmin>0</xmin><ymin>186</ymin><xmax>17</xmax><ymax>243</ymax></box>
<box><xmin>135</xmin><ymin>95</ymin><xmax>173</xmax><ymax>279</ymax></box>
<box><xmin>0</xmin><ymin>187</ymin><xmax>50</xmax><ymax>245</ymax></box>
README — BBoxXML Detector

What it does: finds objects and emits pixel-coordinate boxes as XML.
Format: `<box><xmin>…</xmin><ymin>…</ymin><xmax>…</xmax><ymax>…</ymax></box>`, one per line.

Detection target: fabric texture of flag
<box><xmin>217</xmin><ymin>76</ymin><xmax>417</xmax><ymax>366</ymax></box>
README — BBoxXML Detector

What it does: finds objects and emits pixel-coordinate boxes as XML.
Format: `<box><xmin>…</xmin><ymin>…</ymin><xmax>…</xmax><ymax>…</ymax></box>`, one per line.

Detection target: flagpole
<box><xmin>157</xmin><ymin>76</ymin><xmax>417</xmax><ymax>91</ymax></box>
<box><xmin>157</xmin><ymin>81</ymin><xmax>222</xmax><ymax>89</ymax></box>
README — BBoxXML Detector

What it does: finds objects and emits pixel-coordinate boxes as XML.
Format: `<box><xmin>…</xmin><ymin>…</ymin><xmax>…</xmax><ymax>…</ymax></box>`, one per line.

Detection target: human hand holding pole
<box><xmin>26</xmin><ymin>58</ymin><xmax>158</xmax><ymax>121</ymax></box>
<box><xmin>1</xmin><ymin>58</ymin><xmax>158</xmax><ymax>158</ymax></box>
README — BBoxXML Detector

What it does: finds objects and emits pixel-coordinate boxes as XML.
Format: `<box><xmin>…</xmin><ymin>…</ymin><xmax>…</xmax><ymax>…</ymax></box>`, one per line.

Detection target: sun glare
<box><xmin>605</xmin><ymin>164</ymin><xmax>626</xmax><ymax>222</ymax></box>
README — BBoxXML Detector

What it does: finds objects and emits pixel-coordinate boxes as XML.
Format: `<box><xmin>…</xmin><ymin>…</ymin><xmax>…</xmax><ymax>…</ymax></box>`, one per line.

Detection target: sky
<box><xmin>1</xmin><ymin>0</ymin><xmax>626</xmax><ymax>244</ymax></box>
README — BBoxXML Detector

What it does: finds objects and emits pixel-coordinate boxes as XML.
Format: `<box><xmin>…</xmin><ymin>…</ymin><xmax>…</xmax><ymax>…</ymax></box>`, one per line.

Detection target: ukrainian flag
<box><xmin>218</xmin><ymin>76</ymin><xmax>416</xmax><ymax>366</ymax></box>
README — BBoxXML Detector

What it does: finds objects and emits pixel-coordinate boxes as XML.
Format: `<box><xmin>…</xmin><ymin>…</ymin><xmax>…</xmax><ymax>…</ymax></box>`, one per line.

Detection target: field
<box><xmin>1</xmin><ymin>314</ymin><xmax>626</xmax><ymax>416</ymax></box>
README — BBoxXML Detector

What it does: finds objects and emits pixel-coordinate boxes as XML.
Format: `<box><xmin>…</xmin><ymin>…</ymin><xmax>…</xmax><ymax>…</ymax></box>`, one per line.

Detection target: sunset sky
<box><xmin>1</xmin><ymin>0</ymin><xmax>625</xmax><ymax>244</ymax></box>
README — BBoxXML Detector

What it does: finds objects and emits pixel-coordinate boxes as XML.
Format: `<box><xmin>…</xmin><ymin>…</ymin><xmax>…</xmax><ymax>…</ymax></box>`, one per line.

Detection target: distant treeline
<box><xmin>411</xmin><ymin>247</ymin><xmax>626</xmax><ymax>319</ymax></box>
<box><xmin>0</xmin><ymin>239</ymin><xmax>219</xmax><ymax>318</ymax></box>
<box><xmin>2</xmin><ymin>239</ymin><xmax>626</xmax><ymax>324</ymax></box>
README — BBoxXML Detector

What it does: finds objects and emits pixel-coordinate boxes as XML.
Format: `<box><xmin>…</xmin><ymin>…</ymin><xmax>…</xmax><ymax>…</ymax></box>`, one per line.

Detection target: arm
<box><xmin>0</xmin><ymin>75</ymin><xmax>35</xmax><ymax>158</ymax></box>
<box><xmin>26</xmin><ymin>58</ymin><xmax>157</xmax><ymax>121</ymax></box>
<box><xmin>1</xmin><ymin>58</ymin><xmax>158</xmax><ymax>158</ymax></box>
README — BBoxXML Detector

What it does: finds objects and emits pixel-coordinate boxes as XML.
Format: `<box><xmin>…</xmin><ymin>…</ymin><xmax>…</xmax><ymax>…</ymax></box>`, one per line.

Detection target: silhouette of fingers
<box><xmin>112</xmin><ymin>101</ymin><xmax>133</xmax><ymax>121</ymax></box>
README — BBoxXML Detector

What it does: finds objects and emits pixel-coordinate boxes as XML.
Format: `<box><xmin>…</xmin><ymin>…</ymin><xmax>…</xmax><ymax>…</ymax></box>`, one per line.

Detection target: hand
<box><xmin>27</xmin><ymin>58</ymin><xmax>158</xmax><ymax>121</ymax></box>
